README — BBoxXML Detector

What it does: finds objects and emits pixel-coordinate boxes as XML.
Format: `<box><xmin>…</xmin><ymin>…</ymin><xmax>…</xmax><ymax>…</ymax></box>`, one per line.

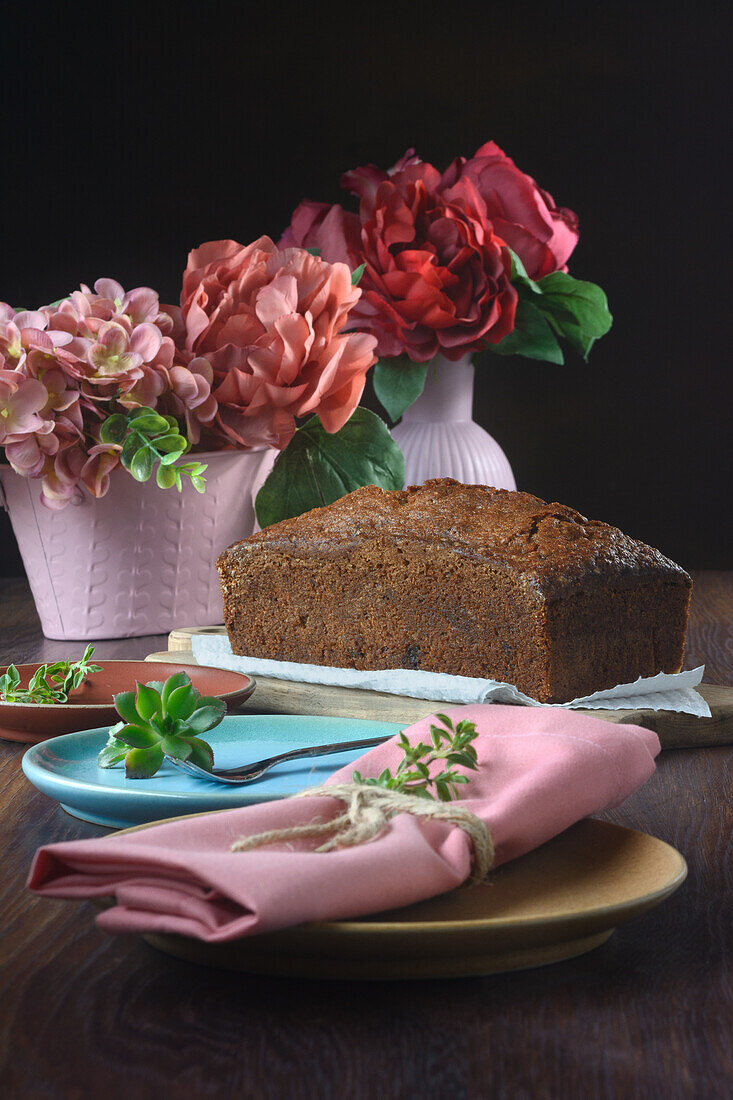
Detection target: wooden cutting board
<box><xmin>144</xmin><ymin>626</ymin><xmax>733</xmax><ymax>751</ymax></box>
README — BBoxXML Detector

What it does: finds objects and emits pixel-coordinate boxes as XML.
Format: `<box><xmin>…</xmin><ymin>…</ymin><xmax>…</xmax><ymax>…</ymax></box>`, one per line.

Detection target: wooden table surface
<box><xmin>1</xmin><ymin>573</ymin><xmax>731</xmax><ymax>1100</ymax></box>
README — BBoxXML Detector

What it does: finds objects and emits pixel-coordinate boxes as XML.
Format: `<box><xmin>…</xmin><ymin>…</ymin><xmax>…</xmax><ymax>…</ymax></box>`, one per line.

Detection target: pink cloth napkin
<box><xmin>28</xmin><ymin>705</ymin><xmax>660</xmax><ymax>941</ymax></box>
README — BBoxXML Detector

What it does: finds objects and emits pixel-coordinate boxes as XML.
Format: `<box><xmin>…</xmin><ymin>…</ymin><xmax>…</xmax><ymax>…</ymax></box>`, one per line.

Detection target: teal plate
<box><xmin>22</xmin><ymin>715</ymin><xmax>403</xmax><ymax>829</ymax></box>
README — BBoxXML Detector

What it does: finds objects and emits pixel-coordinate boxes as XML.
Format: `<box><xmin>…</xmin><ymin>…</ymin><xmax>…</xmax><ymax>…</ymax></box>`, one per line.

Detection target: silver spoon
<box><xmin>164</xmin><ymin>734</ymin><xmax>390</xmax><ymax>785</ymax></box>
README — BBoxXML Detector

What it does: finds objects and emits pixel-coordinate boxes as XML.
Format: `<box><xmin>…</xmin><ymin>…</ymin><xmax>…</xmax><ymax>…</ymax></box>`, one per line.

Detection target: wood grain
<box><xmin>1</xmin><ymin>573</ymin><xmax>732</xmax><ymax>1099</ymax></box>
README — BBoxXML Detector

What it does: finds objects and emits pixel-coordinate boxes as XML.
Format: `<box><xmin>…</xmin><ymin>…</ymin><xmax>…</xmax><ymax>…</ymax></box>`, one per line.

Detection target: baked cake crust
<box><xmin>217</xmin><ymin>479</ymin><xmax>691</xmax><ymax>703</ymax></box>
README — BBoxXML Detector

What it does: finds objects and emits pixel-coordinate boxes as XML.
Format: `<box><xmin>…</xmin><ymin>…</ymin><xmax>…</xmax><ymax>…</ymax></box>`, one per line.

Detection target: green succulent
<box><xmin>98</xmin><ymin>671</ymin><xmax>226</xmax><ymax>779</ymax></box>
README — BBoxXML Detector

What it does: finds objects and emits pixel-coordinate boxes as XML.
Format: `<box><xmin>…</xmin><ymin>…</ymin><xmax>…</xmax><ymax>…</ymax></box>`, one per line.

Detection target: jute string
<box><xmin>230</xmin><ymin>783</ymin><xmax>494</xmax><ymax>883</ymax></box>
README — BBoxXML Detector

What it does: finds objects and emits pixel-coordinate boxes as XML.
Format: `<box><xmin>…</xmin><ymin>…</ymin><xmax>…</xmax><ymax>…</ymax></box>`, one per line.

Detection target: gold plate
<box><xmin>113</xmin><ymin>816</ymin><xmax>687</xmax><ymax>979</ymax></box>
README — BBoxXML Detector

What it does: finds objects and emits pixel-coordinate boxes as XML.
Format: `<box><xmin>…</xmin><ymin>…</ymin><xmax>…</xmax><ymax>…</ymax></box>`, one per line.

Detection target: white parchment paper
<box><xmin>191</xmin><ymin>634</ymin><xmax>710</xmax><ymax>717</ymax></box>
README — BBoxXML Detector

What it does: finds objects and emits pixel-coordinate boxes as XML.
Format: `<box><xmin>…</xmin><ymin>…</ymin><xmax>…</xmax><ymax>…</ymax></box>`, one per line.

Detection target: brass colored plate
<box><xmin>111</xmin><ymin>816</ymin><xmax>686</xmax><ymax>979</ymax></box>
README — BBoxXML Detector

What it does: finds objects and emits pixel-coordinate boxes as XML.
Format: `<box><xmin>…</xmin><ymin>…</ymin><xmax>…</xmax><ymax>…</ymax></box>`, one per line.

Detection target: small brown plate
<box><xmin>0</xmin><ymin>661</ymin><xmax>255</xmax><ymax>744</ymax></box>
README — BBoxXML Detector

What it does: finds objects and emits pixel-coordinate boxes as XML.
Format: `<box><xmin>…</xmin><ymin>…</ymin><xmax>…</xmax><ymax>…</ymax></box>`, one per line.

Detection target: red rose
<box><xmin>283</xmin><ymin>155</ymin><xmax>516</xmax><ymax>363</ymax></box>
<box><xmin>445</xmin><ymin>141</ymin><xmax>579</xmax><ymax>279</ymax></box>
<box><xmin>281</xmin><ymin>145</ymin><xmax>580</xmax><ymax>362</ymax></box>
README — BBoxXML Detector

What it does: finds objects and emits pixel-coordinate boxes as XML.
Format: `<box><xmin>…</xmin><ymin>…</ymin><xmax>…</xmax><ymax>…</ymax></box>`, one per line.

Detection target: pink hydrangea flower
<box><xmin>0</xmin><ymin>280</ymin><xmax>221</xmax><ymax>508</ymax></box>
<box><xmin>0</xmin><ymin>369</ymin><xmax>53</xmax><ymax>444</ymax></box>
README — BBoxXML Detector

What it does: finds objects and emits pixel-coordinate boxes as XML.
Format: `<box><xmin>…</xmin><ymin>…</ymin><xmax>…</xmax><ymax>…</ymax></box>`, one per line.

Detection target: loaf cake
<box><xmin>217</xmin><ymin>479</ymin><xmax>691</xmax><ymax>703</ymax></box>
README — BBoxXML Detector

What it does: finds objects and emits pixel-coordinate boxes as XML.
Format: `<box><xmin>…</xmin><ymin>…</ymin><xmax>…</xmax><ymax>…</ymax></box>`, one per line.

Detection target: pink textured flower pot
<box><xmin>0</xmin><ymin>449</ymin><xmax>273</xmax><ymax>640</ymax></box>
<box><xmin>391</xmin><ymin>354</ymin><xmax>516</xmax><ymax>489</ymax></box>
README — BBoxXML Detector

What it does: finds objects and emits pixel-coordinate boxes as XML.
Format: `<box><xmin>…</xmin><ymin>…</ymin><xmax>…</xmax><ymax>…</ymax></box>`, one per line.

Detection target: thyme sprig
<box><xmin>353</xmin><ymin>713</ymin><xmax>479</xmax><ymax>802</ymax></box>
<box><xmin>0</xmin><ymin>645</ymin><xmax>102</xmax><ymax>704</ymax></box>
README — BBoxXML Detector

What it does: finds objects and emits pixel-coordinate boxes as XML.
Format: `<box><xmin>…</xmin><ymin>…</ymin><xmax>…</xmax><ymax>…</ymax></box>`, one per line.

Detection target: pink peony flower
<box><xmin>280</xmin><ymin>144</ymin><xmax>579</xmax><ymax>362</ymax></box>
<box><xmin>179</xmin><ymin>236</ymin><xmax>377</xmax><ymax>449</ymax></box>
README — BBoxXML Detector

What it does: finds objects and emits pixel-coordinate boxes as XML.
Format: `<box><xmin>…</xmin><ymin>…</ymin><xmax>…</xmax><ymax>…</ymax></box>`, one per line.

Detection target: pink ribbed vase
<box><xmin>390</xmin><ymin>354</ymin><xmax>516</xmax><ymax>489</ymax></box>
<box><xmin>0</xmin><ymin>448</ymin><xmax>274</xmax><ymax>640</ymax></box>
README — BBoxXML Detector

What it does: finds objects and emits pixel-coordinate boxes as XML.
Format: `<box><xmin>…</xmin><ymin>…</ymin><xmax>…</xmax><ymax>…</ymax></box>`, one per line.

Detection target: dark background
<box><xmin>2</xmin><ymin>1</ymin><xmax>730</xmax><ymax>573</ymax></box>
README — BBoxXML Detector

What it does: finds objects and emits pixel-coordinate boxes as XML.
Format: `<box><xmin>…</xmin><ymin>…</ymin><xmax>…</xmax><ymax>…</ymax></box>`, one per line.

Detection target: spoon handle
<box><xmin>212</xmin><ymin>735</ymin><xmax>390</xmax><ymax>777</ymax></box>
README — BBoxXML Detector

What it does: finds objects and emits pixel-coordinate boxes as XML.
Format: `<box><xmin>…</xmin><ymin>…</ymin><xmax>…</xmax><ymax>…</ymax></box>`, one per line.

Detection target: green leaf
<box><xmin>157</xmin><ymin>448</ymin><xmax>186</xmax><ymax>466</ymax></box>
<box><xmin>156</xmin><ymin>432</ymin><xmax>187</xmax><ymax>454</ymax></box>
<box><xmin>192</xmin><ymin>694</ymin><xmax>221</xmax><ymax>709</ymax></box>
<box><xmin>166</xmin><ymin>683</ymin><xmax>197</xmax><ymax>721</ymax></box>
<box><xmin>128</xmin><ymin>406</ymin><xmax>157</xmax><ymax>422</ymax></box>
<box><xmin>124</xmin><ymin>745</ymin><xmax>165</xmax><ymax>779</ymax></box>
<box><xmin>120</xmin><ymin>432</ymin><xmax>142</xmax><ymax>467</ymax></box>
<box><xmin>116</xmin><ymin>723</ymin><xmax>160</xmax><ymax>749</ymax></box>
<box><xmin>113</xmin><ymin>690</ymin><xmax>139</xmax><ymax>725</ymax></box>
<box><xmin>507</xmin><ymin>248</ymin><xmax>541</xmax><ymax>294</ymax></box>
<box><xmin>305</xmin><ymin>247</ymin><xmax>321</xmax><ymax>257</ymax></box>
<box><xmin>372</xmin><ymin>356</ymin><xmax>430</xmax><ymax>422</ymax></box>
<box><xmin>187</xmin><ymin>737</ymin><xmax>215</xmax><ymax>771</ymax></box>
<box><xmin>351</xmin><ymin>262</ymin><xmax>366</xmax><ymax>285</ymax></box>
<box><xmin>99</xmin><ymin>414</ymin><xmax>129</xmax><ymax>445</ymax></box>
<box><xmin>130</xmin><ymin>446</ymin><xmax>155</xmax><ymax>482</ymax></box>
<box><xmin>128</xmin><ymin>413</ymin><xmax>170</xmax><ymax>434</ymax></box>
<box><xmin>490</xmin><ymin>297</ymin><xmax>564</xmax><ymax>364</ymax></box>
<box><xmin>97</xmin><ymin>730</ymin><xmax>129</xmax><ymax>768</ymax></box>
<box><xmin>135</xmin><ymin>683</ymin><xmax>161</xmax><ymax>721</ymax></box>
<box><xmin>160</xmin><ymin>735</ymin><xmax>193</xmax><ymax>760</ymax></box>
<box><xmin>533</xmin><ymin>272</ymin><xmax>612</xmax><ymax>361</ymax></box>
<box><xmin>161</xmin><ymin>671</ymin><xmax>192</xmax><ymax>709</ymax></box>
<box><xmin>156</xmin><ymin>464</ymin><xmax>177</xmax><ymax>489</ymax></box>
<box><xmin>186</xmin><ymin>704</ymin><xmax>226</xmax><ymax>734</ymax></box>
<box><xmin>255</xmin><ymin>409</ymin><xmax>404</xmax><ymax>528</ymax></box>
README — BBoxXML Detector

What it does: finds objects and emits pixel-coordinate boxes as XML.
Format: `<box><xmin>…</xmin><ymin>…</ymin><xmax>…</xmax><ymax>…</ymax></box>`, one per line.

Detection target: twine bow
<box><xmin>230</xmin><ymin>782</ymin><xmax>494</xmax><ymax>883</ymax></box>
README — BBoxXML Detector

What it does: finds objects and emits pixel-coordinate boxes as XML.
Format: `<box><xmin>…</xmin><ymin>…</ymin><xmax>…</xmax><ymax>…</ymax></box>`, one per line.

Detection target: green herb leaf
<box><xmin>1</xmin><ymin>648</ymin><xmax>101</xmax><ymax>704</ymax></box>
<box><xmin>372</xmin><ymin>356</ymin><xmax>430</xmax><ymax>422</ymax></box>
<box><xmin>351</xmin><ymin>262</ymin><xmax>366</xmax><ymax>286</ymax></box>
<box><xmin>351</xmin><ymin>714</ymin><xmax>480</xmax><ymax>802</ymax></box>
<box><xmin>255</xmin><ymin>409</ymin><xmax>405</xmax><ymax>528</ymax></box>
